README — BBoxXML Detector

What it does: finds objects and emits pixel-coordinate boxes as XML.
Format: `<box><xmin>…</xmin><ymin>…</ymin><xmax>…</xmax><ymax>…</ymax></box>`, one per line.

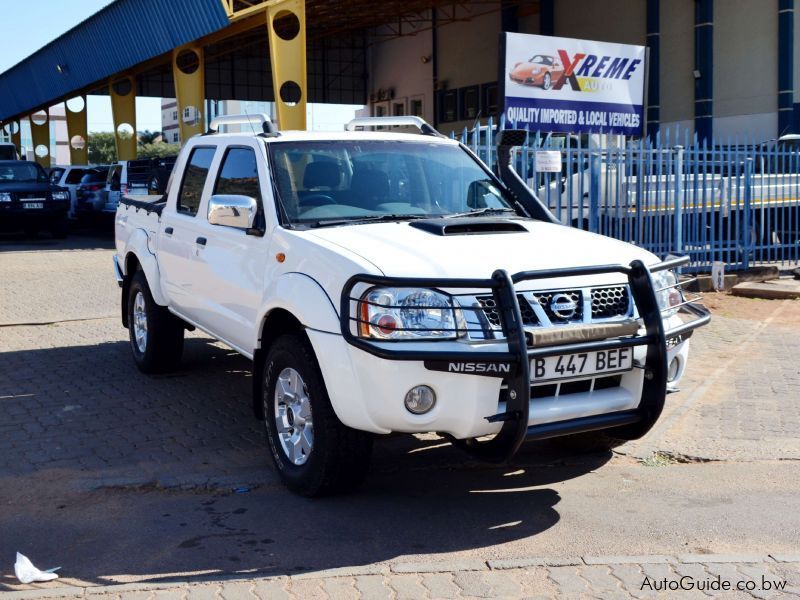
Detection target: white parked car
<box><xmin>49</xmin><ymin>165</ymin><xmax>95</xmax><ymax>218</ymax></box>
<box><xmin>113</xmin><ymin>115</ymin><xmax>709</xmax><ymax>496</ymax></box>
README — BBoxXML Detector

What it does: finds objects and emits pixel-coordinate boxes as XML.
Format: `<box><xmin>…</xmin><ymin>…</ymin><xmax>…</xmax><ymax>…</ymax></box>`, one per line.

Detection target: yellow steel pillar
<box><xmin>172</xmin><ymin>43</ymin><xmax>206</xmax><ymax>142</ymax></box>
<box><xmin>65</xmin><ymin>96</ymin><xmax>89</xmax><ymax>165</ymax></box>
<box><xmin>29</xmin><ymin>110</ymin><xmax>52</xmax><ymax>168</ymax></box>
<box><xmin>266</xmin><ymin>0</ymin><xmax>307</xmax><ymax>130</ymax></box>
<box><xmin>109</xmin><ymin>76</ymin><xmax>137</xmax><ymax>161</ymax></box>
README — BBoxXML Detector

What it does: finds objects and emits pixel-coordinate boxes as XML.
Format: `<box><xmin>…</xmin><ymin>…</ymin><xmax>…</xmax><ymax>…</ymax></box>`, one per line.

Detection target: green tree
<box><xmin>138</xmin><ymin>130</ymin><xmax>163</xmax><ymax>144</ymax></box>
<box><xmin>137</xmin><ymin>142</ymin><xmax>181</xmax><ymax>159</ymax></box>
<box><xmin>87</xmin><ymin>132</ymin><xmax>117</xmax><ymax>164</ymax></box>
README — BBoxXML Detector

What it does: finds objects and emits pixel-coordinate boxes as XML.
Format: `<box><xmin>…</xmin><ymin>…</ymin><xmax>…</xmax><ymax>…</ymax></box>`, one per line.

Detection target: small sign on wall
<box><xmin>712</xmin><ymin>261</ymin><xmax>725</xmax><ymax>291</ymax></box>
<box><xmin>535</xmin><ymin>150</ymin><xmax>562</xmax><ymax>172</ymax></box>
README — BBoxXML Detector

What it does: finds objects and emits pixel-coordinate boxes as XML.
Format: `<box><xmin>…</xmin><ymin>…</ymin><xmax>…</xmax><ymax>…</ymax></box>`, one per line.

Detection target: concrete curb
<box><xmin>4</xmin><ymin>554</ymin><xmax>797</xmax><ymax>598</ymax></box>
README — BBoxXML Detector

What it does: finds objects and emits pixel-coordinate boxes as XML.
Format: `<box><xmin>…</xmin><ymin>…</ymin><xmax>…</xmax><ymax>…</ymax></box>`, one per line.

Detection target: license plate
<box><xmin>23</xmin><ymin>202</ymin><xmax>44</xmax><ymax>209</ymax></box>
<box><xmin>531</xmin><ymin>348</ymin><xmax>633</xmax><ymax>383</ymax></box>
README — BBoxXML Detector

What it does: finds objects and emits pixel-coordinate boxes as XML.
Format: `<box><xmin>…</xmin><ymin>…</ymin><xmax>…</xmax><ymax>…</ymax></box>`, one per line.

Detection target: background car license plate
<box><xmin>531</xmin><ymin>348</ymin><xmax>633</xmax><ymax>382</ymax></box>
<box><xmin>23</xmin><ymin>202</ymin><xmax>44</xmax><ymax>209</ymax></box>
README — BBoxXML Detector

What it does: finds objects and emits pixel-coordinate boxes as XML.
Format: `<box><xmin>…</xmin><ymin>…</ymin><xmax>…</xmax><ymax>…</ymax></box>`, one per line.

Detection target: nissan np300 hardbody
<box><xmin>114</xmin><ymin>115</ymin><xmax>709</xmax><ymax>496</ymax></box>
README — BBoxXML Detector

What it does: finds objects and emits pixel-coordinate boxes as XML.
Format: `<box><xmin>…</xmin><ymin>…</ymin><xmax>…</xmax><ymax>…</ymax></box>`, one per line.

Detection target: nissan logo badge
<box><xmin>550</xmin><ymin>293</ymin><xmax>577</xmax><ymax>319</ymax></box>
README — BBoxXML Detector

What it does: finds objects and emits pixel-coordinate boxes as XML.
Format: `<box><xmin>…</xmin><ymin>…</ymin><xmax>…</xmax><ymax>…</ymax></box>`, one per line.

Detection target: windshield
<box><xmin>530</xmin><ymin>55</ymin><xmax>552</xmax><ymax>65</ymax></box>
<box><xmin>0</xmin><ymin>163</ymin><xmax>48</xmax><ymax>183</ymax></box>
<box><xmin>267</xmin><ymin>140</ymin><xmax>518</xmax><ymax>226</ymax></box>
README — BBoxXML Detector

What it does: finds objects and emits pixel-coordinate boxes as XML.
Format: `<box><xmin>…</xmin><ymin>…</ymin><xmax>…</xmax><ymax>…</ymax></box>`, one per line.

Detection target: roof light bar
<box><xmin>208</xmin><ymin>113</ymin><xmax>278</xmax><ymax>136</ymax></box>
<box><xmin>345</xmin><ymin>116</ymin><xmax>442</xmax><ymax>137</ymax></box>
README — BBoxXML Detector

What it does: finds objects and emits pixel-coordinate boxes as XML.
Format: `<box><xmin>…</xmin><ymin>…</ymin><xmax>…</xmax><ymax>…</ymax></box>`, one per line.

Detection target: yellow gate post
<box><xmin>65</xmin><ymin>96</ymin><xmax>89</xmax><ymax>165</ymax></box>
<box><xmin>266</xmin><ymin>0</ymin><xmax>307</xmax><ymax>131</ymax></box>
<box><xmin>172</xmin><ymin>43</ymin><xmax>206</xmax><ymax>142</ymax></box>
<box><xmin>110</xmin><ymin>76</ymin><xmax>138</xmax><ymax>161</ymax></box>
<box><xmin>29</xmin><ymin>110</ymin><xmax>52</xmax><ymax>169</ymax></box>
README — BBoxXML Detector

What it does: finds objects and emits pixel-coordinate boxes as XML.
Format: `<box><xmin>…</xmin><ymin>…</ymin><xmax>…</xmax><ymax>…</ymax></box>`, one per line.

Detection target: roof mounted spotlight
<box><xmin>345</xmin><ymin>116</ymin><xmax>443</xmax><ymax>137</ymax></box>
<box><xmin>207</xmin><ymin>113</ymin><xmax>279</xmax><ymax>137</ymax></box>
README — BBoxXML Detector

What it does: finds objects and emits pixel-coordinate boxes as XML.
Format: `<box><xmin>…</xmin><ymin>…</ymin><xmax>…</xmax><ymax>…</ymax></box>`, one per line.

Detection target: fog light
<box><xmin>667</xmin><ymin>357</ymin><xmax>681</xmax><ymax>382</ymax></box>
<box><xmin>404</xmin><ymin>385</ymin><xmax>436</xmax><ymax>414</ymax></box>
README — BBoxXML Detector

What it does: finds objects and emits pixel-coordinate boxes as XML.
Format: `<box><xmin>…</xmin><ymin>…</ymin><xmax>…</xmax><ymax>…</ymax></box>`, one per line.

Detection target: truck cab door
<box><xmin>157</xmin><ymin>145</ymin><xmax>218</xmax><ymax>321</ymax></box>
<box><xmin>190</xmin><ymin>143</ymin><xmax>271</xmax><ymax>354</ymax></box>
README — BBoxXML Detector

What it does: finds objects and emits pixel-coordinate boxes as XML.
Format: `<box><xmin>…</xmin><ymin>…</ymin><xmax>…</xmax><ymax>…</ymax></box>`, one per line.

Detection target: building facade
<box><xmin>365</xmin><ymin>0</ymin><xmax>797</xmax><ymax>142</ymax></box>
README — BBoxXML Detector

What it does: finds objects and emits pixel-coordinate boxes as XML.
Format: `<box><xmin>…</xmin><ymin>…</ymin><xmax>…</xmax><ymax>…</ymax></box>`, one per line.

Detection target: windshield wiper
<box><xmin>308</xmin><ymin>214</ymin><xmax>428</xmax><ymax>228</ymax></box>
<box><xmin>444</xmin><ymin>207</ymin><xmax>518</xmax><ymax>219</ymax></box>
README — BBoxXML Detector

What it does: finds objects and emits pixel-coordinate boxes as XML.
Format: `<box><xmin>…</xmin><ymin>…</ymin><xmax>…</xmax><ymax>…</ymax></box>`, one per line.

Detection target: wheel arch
<box><xmin>252</xmin><ymin>308</ymin><xmax>307</xmax><ymax>420</ymax></box>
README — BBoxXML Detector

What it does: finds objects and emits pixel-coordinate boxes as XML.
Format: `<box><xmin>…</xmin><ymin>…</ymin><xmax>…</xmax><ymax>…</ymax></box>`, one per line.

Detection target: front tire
<box><xmin>263</xmin><ymin>333</ymin><xmax>373</xmax><ymax>496</ymax></box>
<box><xmin>542</xmin><ymin>72</ymin><xmax>552</xmax><ymax>90</ymax></box>
<box><xmin>127</xmin><ymin>270</ymin><xmax>184</xmax><ymax>373</ymax></box>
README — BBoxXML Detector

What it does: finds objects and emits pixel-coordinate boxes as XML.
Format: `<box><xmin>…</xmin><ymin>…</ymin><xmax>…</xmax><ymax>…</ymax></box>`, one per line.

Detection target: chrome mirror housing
<box><xmin>207</xmin><ymin>194</ymin><xmax>258</xmax><ymax>230</ymax></box>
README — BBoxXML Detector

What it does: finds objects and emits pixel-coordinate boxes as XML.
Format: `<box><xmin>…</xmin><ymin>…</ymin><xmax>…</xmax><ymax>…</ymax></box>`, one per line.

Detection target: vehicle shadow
<box><xmin>0</xmin><ymin>229</ymin><xmax>114</xmax><ymax>252</ymax></box>
<box><xmin>0</xmin><ymin>335</ymin><xmax>612</xmax><ymax>587</ymax></box>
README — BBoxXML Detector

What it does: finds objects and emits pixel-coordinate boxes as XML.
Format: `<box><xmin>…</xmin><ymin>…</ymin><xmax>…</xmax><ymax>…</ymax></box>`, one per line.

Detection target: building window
<box><xmin>172</xmin><ymin>110</ymin><xmax>178</xmax><ymax>120</ymax></box>
<box><xmin>460</xmin><ymin>86</ymin><xmax>480</xmax><ymax>121</ymax></box>
<box><xmin>481</xmin><ymin>83</ymin><xmax>498</xmax><ymax>117</ymax></box>
<box><xmin>392</xmin><ymin>100</ymin><xmax>406</xmax><ymax>116</ymax></box>
<box><xmin>439</xmin><ymin>90</ymin><xmax>458</xmax><ymax>123</ymax></box>
<box><xmin>173</xmin><ymin>132</ymin><xmax>179</xmax><ymax>143</ymax></box>
<box><xmin>409</xmin><ymin>96</ymin><xmax>423</xmax><ymax>118</ymax></box>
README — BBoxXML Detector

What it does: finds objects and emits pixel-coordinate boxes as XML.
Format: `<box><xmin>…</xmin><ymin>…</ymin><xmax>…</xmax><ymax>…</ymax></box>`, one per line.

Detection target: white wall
<box><xmin>368</xmin><ymin>15</ymin><xmax>434</xmax><ymax>124</ymax></box>
<box><xmin>554</xmin><ymin>0</ymin><xmax>645</xmax><ymax>45</ymax></box>
<box><xmin>659</xmin><ymin>0</ymin><xmax>694</xmax><ymax>136</ymax></box>
<box><xmin>714</xmin><ymin>0</ymin><xmax>778</xmax><ymax>140</ymax></box>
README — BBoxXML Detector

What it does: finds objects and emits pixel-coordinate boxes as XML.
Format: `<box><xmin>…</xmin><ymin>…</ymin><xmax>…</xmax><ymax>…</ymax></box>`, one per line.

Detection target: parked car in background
<box><xmin>0</xmin><ymin>142</ymin><xmax>18</xmax><ymax>160</ymax></box>
<box><xmin>104</xmin><ymin>156</ymin><xmax>178</xmax><ymax>216</ymax></box>
<box><xmin>49</xmin><ymin>165</ymin><xmax>93</xmax><ymax>219</ymax></box>
<box><xmin>75</xmin><ymin>166</ymin><xmax>111</xmax><ymax>222</ymax></box>
<box><xmin>0</xmin><ymin>160</ymin><xmax>70</xmax><ymax>237</ymax></box>
<box><xmin>509</xmin><ymin>54</ymin><xmax>564</xmax><ymax>90</ymax></box>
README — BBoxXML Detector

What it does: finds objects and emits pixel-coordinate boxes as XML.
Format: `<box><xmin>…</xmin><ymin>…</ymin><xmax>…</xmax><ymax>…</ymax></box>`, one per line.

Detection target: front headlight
<box><xmin>652</xmin><ymin>270</ymin><xmax>683</xmax><ymax>318</ymax></box>
<box><xmin>358</xmin><ymin>287</ymin><xmax>466</xmax><ymax>340</ymax></box>
<box><xmin>0</xmin><ymin>192</ymin><xmax>12</xmax><ymax>202</ymax></box>
<box><xmin>51</xmin><ymin>190</ymin><xmax>69</xmax><ymax>201</ymax></box>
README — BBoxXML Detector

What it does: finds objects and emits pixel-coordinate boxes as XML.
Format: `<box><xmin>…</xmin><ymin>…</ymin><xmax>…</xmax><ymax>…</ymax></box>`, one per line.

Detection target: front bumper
<box><xmin>336</xmin><ymin>256</ymin><xmax>710</xmax><ymax>462</ymax></box>
<box><xmin>0</xmin><ymin>201</ymin><xmax>69</xmax><ymax>227</ymax></box>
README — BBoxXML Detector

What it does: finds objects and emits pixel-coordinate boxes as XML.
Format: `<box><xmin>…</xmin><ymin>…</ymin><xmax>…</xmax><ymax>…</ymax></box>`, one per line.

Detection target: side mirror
<box><xmin>207</xmin><ymin>194</ymin><xmax>258</xmax><ymax>230</ymax></box>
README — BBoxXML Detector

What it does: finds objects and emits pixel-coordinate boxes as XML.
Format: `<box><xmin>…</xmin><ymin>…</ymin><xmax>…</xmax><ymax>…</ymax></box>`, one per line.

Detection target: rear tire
<box><xmin>262</xmin><ymin>333</ymin><xmax>373</xmax><ymax>496</ymax></box>
<box><xmin>547</xmin><ymin>430</ymin><xmax>626</xmax><ymax>454</ymax></box>
<box><xmin>127</xmin><ymin>270</ymin><xmax>184</xmax><ymax>373</ymax></box>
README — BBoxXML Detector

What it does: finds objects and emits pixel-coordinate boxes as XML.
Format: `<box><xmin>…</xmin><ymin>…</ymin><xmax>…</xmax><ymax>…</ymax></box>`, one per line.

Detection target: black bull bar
<box><xmin>340</xmin><ymin>256</ymin><xmax>711</xmax><ymax>462</ymax></box>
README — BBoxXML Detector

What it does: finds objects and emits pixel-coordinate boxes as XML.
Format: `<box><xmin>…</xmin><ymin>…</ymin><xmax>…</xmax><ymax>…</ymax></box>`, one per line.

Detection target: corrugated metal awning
<box><xmin>0</xmin><ymin>0</ymin><xmax>229</xmax><ymax>122</ymax></box>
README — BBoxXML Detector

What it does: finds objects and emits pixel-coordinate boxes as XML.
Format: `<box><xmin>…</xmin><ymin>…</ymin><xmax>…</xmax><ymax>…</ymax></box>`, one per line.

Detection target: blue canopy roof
<box><xmin>0</xmin><ymin>0</ymin><xmax>230</xmax><ymax>122</ymax></box>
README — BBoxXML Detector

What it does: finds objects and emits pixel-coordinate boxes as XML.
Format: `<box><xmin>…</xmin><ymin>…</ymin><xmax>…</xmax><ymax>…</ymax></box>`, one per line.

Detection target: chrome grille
<box><xmin>532</xmin><ymin>290</ymin><xmax>583</xmax><ymax>323</ymax></box>
<box><xmin>476</xmin><ymin>294</ymin><xmax>538</xmax><ymax>327</ymax></box>
<box><xmin>590</xmin><ymin>286</ymin><xmax>630</xmax><ymax>319</ymax></box>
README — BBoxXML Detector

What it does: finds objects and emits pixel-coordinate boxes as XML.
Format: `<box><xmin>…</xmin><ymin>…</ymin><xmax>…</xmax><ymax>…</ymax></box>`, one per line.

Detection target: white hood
<box><xmin>306</xmin><ymin>219</ymin><xmax>659</xmax><ymax>288</ymax></box>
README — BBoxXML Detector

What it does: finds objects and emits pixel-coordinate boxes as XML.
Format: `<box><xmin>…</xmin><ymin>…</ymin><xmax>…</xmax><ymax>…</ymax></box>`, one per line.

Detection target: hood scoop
<box><xmin>409</xmin><ymin>217</ymin><xmax>528</xmax><ymax>236</ymax></box>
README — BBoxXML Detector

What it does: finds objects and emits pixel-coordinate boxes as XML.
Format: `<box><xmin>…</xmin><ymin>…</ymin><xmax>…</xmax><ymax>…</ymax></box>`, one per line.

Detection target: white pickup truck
<box><xmin>114</xmin><ymin>115</ymin><xmax>709</xmax><ymax>496</ymax></box>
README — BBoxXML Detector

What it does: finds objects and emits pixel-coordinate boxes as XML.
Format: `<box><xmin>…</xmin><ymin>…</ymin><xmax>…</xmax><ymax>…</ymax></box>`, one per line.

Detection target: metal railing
<box><xmin>452</xmin><ymin>118</ymin><xmax>800</xmax><ymax>272</ymax></box>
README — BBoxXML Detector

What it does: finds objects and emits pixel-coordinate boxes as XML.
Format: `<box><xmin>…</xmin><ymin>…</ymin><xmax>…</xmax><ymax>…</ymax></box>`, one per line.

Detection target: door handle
<box><xmin>196</xmin><ymin>236</ymin><xmax>207</xmax><ymax>246</ymax></box>
<box><xmin>164</xmin><ymin>226</ymin><xmax>173</xmax><ymax>235</ymax></box>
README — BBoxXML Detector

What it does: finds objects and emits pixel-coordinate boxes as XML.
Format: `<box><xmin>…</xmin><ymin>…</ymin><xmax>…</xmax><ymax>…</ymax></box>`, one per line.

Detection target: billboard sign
<box><xmin>501</xmin><ymin>32</ymin><xmax>646</xmax><ymax>136</ymax></box>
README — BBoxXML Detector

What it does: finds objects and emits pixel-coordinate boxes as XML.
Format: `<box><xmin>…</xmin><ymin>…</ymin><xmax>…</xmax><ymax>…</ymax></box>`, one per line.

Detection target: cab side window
<box><xmin>177</xmin><ymin>147</ymin><xmax>216</xmax><ymax>216</ymax></box>
<box><xmin>213</xmin><ymin>147</ymin><xmax>262</xmax><ymax>204</ymax></box>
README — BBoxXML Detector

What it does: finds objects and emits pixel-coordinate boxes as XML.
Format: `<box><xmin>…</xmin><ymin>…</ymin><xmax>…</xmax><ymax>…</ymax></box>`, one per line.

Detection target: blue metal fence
<box><xmin>454</xmin><ymin>117</ymin><xmax>800</xmax><ymax>272</ymax></box>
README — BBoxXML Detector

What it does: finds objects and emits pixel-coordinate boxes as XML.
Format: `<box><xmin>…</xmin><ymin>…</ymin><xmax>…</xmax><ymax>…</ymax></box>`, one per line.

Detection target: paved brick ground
<box><xmin>4</xmin><ymin>556</ymin><xmax>799</xmax><ymax>599</ymax></box>
<box><xmin>2</xmin><ymin>235</ymin><xmax>800</xmax><ymax>598</ymax></box>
